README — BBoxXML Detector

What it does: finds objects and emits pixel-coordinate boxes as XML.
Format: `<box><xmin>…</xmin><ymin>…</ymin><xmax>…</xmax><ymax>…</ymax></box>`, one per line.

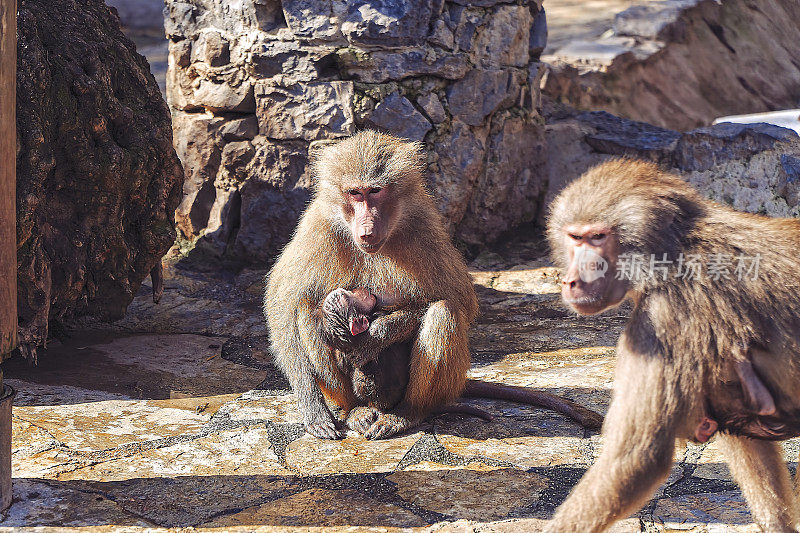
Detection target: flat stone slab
<box><xmin>3</xmin><ymin>231</ymin><xmax>795</xmax><ymax>531</ymax></box>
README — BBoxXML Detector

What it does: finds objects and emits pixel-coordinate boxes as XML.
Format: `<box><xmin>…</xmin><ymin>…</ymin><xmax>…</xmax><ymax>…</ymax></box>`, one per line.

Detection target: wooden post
<box><xmin>0</xmin><ymin>0</ymin><xmax>16</xmax><ymax>512</ymax></box>
<box><xmin>0</xmin><ymin>0</ymin><xmax>15</xmax><ymax>356</ymax></box>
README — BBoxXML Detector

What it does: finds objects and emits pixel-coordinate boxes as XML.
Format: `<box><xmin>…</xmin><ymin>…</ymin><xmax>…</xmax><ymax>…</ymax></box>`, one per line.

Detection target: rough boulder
<box><xmin>16</xmin><ymin>0</ymin><xmax>183</xmax><ymax>353</ymax></box>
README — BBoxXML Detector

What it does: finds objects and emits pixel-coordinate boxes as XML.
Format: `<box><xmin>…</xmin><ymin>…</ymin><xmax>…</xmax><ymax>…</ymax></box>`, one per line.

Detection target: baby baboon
<box><xmin>545</xmin><ymin>159</ymin><xmax>800</xmax><ymax>532</ymax></box>
<box><xmin>321</xmin><ymin>287</ymin><xmax>496</xmax><ymax>431</ymax></box>
<box><xmin>321</xmin><ymin>287</ymin><xmax>411</xmax><ymax>424</ymax></box>
<box><xmin>701</xmin><ymin>359</ymin><xmax>797</xmax><ymax>441</ymax></box>
<box><xmin>266</xmin><ymin>131</ymin><xmax>601</xmax><ymax>440</ymax></box>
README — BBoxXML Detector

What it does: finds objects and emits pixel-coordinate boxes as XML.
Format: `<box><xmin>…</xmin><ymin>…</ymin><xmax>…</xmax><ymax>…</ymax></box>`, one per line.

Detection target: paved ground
<box><xmin>1</xmin><ymin>231</ymin><xmax>793</xmax><ymax>532</ymax></box>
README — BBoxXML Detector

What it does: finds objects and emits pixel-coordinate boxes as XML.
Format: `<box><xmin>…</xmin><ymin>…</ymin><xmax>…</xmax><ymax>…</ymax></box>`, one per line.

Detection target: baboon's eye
<box><xmin>568</xmin><ymin>234</ymin><xmax>582</xmax><ymax>241</ymax></box>
<box><xmin>369</xmin><ymin>187</ymin><xmax>382</xmax><ymax>194</ymax></box>
<box><xmin>347</xmin><ymin>189</ymin><xmax>363</xmax><ymax>200</ymax></box>
<box><xmin>588</xmin><ymin>233</ymin><xmax>608</xmax><ymax>246</ymax></box>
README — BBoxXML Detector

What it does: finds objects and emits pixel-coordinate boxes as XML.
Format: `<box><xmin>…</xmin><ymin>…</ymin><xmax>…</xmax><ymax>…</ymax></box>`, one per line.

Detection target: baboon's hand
<box><xmin>347</xmin><ymin>311</ymin><xmax>407</xmax><ymax>366</ymax></box>
<box><xmin>304</xmin><ymin>409</ymin><xmax>344</xmax><ymax>440</ymax></box>
<box><xmin>364</xmin><ymin>410</ymin><xmax>418</xmax><ymax>440</ymax></box>
<box><xmin>346</xmin><ymin>406</ymin><xmax>381</xmax><ymax>434</ymax></box>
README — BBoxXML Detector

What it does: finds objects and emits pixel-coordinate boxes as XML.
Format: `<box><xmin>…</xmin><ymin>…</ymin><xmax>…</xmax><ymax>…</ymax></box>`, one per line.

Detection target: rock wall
<box><xmin>165</xmin><ymin>0</ymin><xmax>548</xmax><ymax>262</ymax></box>
<box><xmin>542</xmin><ymin>0</ymin><xmax>800</xmax><ymax>131</ymax></box>
<box><xmin>543</xmin><ymin>99</ymin><xmax>800</xmax><ymax>220</ymax></box>
<box><xmin>16</xmin><ymin>0</ymin><xmax>183</xmax><ymax>351</ymax></box>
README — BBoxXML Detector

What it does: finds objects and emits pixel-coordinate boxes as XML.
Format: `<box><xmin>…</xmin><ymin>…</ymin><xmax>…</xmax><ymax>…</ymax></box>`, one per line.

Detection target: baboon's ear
<box><xmin>349</xmin><ymin>315</ymin><xmax>369</xmax><ymax>336</ymax></box>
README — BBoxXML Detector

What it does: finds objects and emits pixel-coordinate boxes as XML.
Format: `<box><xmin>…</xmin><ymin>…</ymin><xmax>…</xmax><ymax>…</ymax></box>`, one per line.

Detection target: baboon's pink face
<box><xmin>561</xmin><ymin>224</ymin><xmax>629</xmax><ymax>315</ymax></box>
<box><xmin>343</xmin><ymin>288</ymin><xmax>375</xmax><ymax>335</ymax></box>
<box><xmin>342</xmin><ymin>184</ymin><xmax>396</xmax><ymax>254</ymax></box>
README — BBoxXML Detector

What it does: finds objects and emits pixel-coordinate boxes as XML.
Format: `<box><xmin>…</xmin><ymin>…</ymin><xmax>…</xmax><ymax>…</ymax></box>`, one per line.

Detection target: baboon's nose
<box><xmin>562</xmin><ymin>274</ymin><xmax>580</xmax><ymax>289</ymax></box>
<box><xmin>358</xmin><ymin>222</ymin><xmax>375</xmax><ymax>240</ymax></box>
<box><xmin>359</xmin><ymin>232</ymin><xmax>377</xmax><ymax>244</ymax></box>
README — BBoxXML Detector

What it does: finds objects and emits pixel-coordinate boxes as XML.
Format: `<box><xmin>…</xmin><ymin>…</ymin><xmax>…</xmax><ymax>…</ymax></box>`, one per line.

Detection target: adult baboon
<box><xmin>546</xmin><ymin>159</ymin><xmax>800</xmax><ymax>532</ymax></box>
<box><xmin>265</xmin><ymin>131</ymin><xmax>602</xmax><ymax>440</ymax></box>
<box><xmin>265</xmin><ymin>131</ymin><xmax>478</xmax><ymax>440</ymax></box>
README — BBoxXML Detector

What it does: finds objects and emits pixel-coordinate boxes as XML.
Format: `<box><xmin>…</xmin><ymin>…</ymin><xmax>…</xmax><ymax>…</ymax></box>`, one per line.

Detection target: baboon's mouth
<box><xmin>565</xmin><ymin>295</ymin><xmax>600</xmax><ymax>304</ymax></box>
<box><xmin>357</xmin><ymin>242</ymin><xmax>384</xmax><ymax>254</ymax></box>
<box><xmin>563</xmin><ymin>295</ymin><xmax>606</xmax><ymax>315</ymax></box>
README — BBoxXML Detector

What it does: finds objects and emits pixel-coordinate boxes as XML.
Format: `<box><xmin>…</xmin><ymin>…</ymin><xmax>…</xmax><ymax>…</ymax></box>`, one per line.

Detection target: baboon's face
<box><xmin>341</xmin><ymin>184</ymin><xmax>398</xmax><ymax>254</ymax></box>
<box><xmin>560</xmin><ymin>224</ymin><xmax>629</xmax><ymax>315</ymax></box>
<box><xmin>323</xmin><ymin>288</ymin><xmax>376</xmax><ymax>337</ymax></box>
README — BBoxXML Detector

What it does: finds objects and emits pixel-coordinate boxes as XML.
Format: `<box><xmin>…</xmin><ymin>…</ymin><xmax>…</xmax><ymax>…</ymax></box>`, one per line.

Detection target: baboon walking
<box><xmin>546</xmin><ymin>159</ymin><xmax>800</xmax><ymax>532</ymax></box>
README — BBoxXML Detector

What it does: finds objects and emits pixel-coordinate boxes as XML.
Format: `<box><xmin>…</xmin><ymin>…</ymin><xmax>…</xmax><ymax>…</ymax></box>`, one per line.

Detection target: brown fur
<box><xmin>545</xmin><ymin>159</ymin><xmax>800</xmax><ymax>532</ymax></box>
<box><xmin>265</xmin><ymin>131</ymin><xmax>478</xmax><ymax>440</ymax></box>
<box><xmin>319</xmin><ymin>288</ymin><xmax>412</xmax><ymax>415</ymax></box>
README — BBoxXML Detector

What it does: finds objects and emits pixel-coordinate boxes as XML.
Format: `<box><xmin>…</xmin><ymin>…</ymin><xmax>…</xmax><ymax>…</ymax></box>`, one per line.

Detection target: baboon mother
<box><xmin>546</xmin><ymin>159</ymin><xmax>800</xmax><ymax>532</ymax></box>
<box><xmin>265</xmin><ymin>131</ymin><xmax>477</xmax><ymax>440</ymax></box>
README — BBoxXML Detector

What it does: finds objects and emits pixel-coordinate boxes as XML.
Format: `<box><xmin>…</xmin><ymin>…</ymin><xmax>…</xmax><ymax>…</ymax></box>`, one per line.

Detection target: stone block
<box><xmin>365</xmin><ymin>92</ymin><xmax>432</xmax><ymax>142</ymax></box>
<box><xmin>255</xmin><ymin>81</ymin><xmax>355</xmax><ymax>140</ymax></box>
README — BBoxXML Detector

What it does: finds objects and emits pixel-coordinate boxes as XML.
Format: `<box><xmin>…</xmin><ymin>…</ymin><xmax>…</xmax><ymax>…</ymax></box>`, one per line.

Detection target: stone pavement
<box><xmin>2</xmin><ymin>233</ymin><xmax>795</xmax><ymax>532</ymax></box>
